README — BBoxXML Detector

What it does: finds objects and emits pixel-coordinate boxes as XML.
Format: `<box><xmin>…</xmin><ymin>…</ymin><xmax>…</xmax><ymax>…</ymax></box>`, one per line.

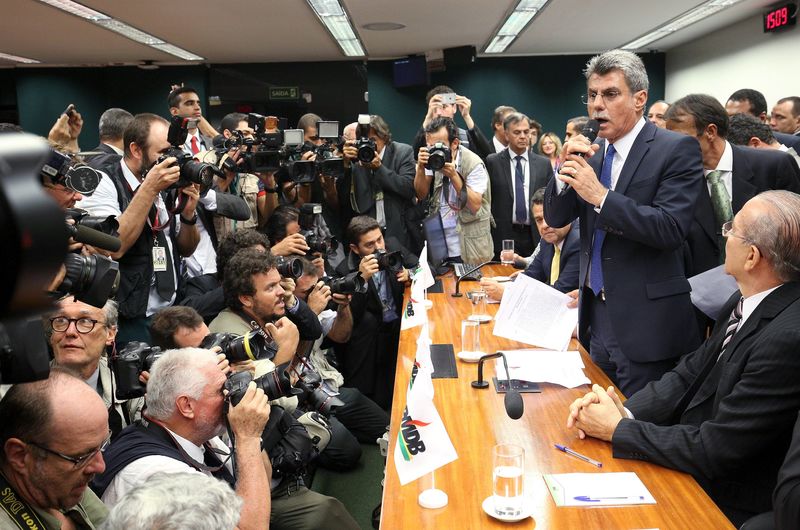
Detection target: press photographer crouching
<box><xmin>294</xmin><ymin>258</ymin><xmax>390</xmax><ymax>445</ymax></box>
<box><xmin>92</xmin><ymin>348</ymin><xmax>273</xmax><ymax>530</ymax></box>
<box><xmin>204</xmin><ymin>249</ymin><xmax>362</xmax><ymax>472</ymax></box>
<box><xmin>46</xmin><ymin>297</ymin><xmax>144</xmax><ymax>438</ymax></box>
<box><xmin>332</xmin><ymin>216</ymin><xmax>417</xmax><ymax>410</ymax></box>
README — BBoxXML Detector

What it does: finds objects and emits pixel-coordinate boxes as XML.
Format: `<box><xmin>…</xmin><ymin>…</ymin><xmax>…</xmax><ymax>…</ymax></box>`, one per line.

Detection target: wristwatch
<box><xmin>180</xmin><ymin>211</ymin><xmax>198</xmax><ymax>225</ymax></box>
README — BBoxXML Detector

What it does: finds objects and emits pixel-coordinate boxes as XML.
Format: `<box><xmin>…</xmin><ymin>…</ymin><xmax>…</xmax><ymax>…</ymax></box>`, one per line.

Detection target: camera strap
<box><xmin>139</xmin><ymin>416</ymin><xmax>233</xmax><ymax>479</ymax></box>
<box><xmin>0</xmin><ymin>472</ymin><xmax>51</xmax><ymax>530</ymax></box>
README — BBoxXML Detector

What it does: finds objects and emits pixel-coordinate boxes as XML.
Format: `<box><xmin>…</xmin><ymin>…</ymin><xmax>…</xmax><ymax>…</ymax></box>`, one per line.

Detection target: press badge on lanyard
<box><xmin>152</xmin><ymin>237</ymin><xmax>168</xmax><ymax>272</ymax></box>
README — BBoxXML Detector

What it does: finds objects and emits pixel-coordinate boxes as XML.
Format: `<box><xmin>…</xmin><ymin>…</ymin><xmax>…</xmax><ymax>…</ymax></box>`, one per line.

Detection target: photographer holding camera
<box><xmin>294</xmin><ymin>259</ymin><xmax>390</xmax><ymax>445</ymax></box>
<box><xmin>414</xmin><ymin>116</ymin><xmax>494</xmax><ymax>265</ymax></box>
<box><xmin>77</xmin><ymin>113</ymin><xmax>201</xmax><ymax>345</ymax></box>
<box><xmin>93</xmin><ymin>347</ymin><xmax>274</xmax><ymax>530</ymax></box>
<box><xmin>412</xmin><ymin>85</ymin><xmax>492</xmax><ymax>161</ymax></box>
<box><xmin>46</xmin><ymin>297</ymin><xmax>144</xmax><ymax>438</ymax></box>
<box><xmin>342</xmin><ymin>115</ymin><xmax>416</xmax><ymax>252</ymax></box>
<box><xmin>332</xmin><ymin>216</ymin><xmax>417</xmax><ymax>410</ymax></box>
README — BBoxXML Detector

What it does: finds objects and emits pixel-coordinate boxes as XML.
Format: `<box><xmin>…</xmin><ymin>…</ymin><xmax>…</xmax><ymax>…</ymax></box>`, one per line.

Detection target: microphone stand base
<box><xmin>471</xmin><ymin>380</ymin><xmax>490</xmax><ymax>389</ymax></box>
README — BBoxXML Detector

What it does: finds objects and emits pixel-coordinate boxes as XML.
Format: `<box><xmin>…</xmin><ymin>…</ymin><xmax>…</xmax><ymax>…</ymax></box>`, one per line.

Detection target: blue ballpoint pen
<box><xmin>554</xmin><ymin>444</ymin><xmax>603</xmax><ymax>468</ymax></box>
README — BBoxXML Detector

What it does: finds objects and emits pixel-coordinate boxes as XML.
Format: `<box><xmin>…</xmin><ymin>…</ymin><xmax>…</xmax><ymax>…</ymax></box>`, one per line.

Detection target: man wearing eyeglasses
<box><xmin>545</xmin><ymin>49</ymin><xmax>704</xmax><ymax>396</ymax></box>
<box><xmin>0</xmin><ymin>367</ymin><xmax>110</xmax><ymax>529</ymax></box>
<box><xmin>47</xmin><ymin>297</ymin><xmax>144</xmax><ymax>438</ymax></box>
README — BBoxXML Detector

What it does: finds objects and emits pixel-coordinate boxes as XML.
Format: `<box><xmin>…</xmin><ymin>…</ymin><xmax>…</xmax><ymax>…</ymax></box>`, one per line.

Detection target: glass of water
<box><xmin>501</xmin><ymin>240</ymin><xmax>515</xmax><ymax>265</ymax></box>
<box><xmin>493</xmin><ymin>443</ymin><xmax>524</xmax><ymax>517</ymax></box>
<box><xmin>460</xmin><ymin>319</ymin><xmax>481</xmax><ymax>357</ymax></box>
<box><xmin>468</xmin><ymin>290</ymin><xmax>492</xmax><ymax>323</ymax></box>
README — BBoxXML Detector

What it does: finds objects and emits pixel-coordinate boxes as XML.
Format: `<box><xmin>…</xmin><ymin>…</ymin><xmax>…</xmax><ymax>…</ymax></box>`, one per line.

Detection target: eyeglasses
<box><xmin>50</xmin><ymin>316</ymin><xmax>105</xmax><ymax>334</ymax></box>
<box><xmin>581</xmin><ymin>89</ymin><xmax>624</xmax><ymax>105</ymax></box>
<box><xmin>27</xmin><ymin>431</ymin><xmax>112</xmax><ymax>469</ymax></box>
<box><xmin>721</xmin><ymin>221</ymin><xmax>756</xmax><ymax>246</ymax></box>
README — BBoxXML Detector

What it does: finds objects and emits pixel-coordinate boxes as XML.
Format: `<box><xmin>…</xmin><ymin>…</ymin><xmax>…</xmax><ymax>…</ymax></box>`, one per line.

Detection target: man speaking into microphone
<box><xmin>544</xmin><ymin>49</ymin><xmax>704</xmax><ymax>395</ymax></box>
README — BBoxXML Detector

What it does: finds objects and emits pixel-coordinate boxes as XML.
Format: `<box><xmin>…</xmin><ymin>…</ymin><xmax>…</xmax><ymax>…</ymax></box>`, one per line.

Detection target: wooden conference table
<box><xmin>380</xmin><ymin>265</ymin><xmax>733</xmax><ymax>529</ymax></box>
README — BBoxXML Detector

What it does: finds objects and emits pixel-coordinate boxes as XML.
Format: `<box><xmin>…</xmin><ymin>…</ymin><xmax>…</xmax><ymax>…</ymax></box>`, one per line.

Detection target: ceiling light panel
<box><xmin>305</xmin><ymin>0</ymin><xmax>366</xmax><ymax>57</ymax></box>
<box><xmin>483</xmin><ymin>0</ymin><xmax>551</xmax><ymax>54</ymax></box>
<box><xmin>0</xmin><ymin>52</ymin><xmax>40</xmax><ymax>64</ymax></box>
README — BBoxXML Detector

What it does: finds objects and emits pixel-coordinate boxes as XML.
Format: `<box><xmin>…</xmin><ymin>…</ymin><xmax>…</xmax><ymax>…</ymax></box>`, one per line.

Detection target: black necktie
<box><xmin>150</xmin><ymin>201</ymin><xmax>175</xmax><ymax>300</ymax></box>
<box><xmin>514</xmin><ymin>155</ymin><xmax>527</xmax><ymax>224</ymax></box>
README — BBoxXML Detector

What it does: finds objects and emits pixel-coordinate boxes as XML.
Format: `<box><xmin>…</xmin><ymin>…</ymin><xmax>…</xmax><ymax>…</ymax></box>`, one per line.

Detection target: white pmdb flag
<box><xmin>402</xmin><ymin>244</ymin><xmax>436</xmax><ymax>330</ymax></box>
<box><xmin>393</xmin><ymin>322</ymin><xmax>457</xmax><ymax>485</ymax></box>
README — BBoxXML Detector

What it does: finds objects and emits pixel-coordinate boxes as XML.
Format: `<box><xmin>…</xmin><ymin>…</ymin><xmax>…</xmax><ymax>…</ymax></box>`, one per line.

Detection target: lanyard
<box><xmin>0</xmin><ymin>472</ymin><xmax>51</xmax><ymax>530</ymax></box>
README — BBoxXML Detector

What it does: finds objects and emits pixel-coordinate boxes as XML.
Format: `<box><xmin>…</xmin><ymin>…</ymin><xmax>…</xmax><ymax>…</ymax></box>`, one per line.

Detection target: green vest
<box><xmin>428</xmin><ymin>146</ymin><xmax>494</xmax><ymax>264</ymax></box>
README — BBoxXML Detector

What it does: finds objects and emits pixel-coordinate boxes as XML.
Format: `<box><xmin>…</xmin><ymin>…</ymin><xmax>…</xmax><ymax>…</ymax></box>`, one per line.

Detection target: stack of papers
<box><xmin>495</xmin><ymin>349</ymin><xmax>590</xmax><ymax>388</ymax></box>
<box><xmin>544</xmin><ymin>472</ymin><xmax>656</xmax><ymax>507</ymax></box>
<box><xmin>492</xmin><ymin>274</ymin><xmax>578</xmax><ymax>350</ymax></box>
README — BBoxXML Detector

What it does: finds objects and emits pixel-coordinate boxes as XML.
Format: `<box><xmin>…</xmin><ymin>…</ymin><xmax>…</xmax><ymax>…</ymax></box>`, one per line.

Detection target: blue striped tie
<box><xmin>589</xmin><ymin>144</ymin><xmax>616</xmax><ymax>296</ymax></box>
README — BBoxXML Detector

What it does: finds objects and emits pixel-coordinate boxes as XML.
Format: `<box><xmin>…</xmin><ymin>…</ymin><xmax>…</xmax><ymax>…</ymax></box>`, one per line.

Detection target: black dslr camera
<box><xmin>40</xmin><ymin>148</ymin><xmax>102</xmax><ymax>196</ymax></box>
<box><xmin>224</xmin><ymin>371</ymin><xmax>319</xmax><ymax>479</ymax></box>
<box><xmin>275</xmin><ymin>255</ymin><xmax>303</xmax><ymax>280</ymax></box>
<box><xmin>54</xmin><ymin>254</ymin><xmax>120</xmax><ymax>309</ymax></box>
<box><xmin>298</xmin><ymin>203</ymin><xmax>336</xmax><ymax>258</ymax></box>
<box><xmin>354</xmin><ymin>114</ymin><xmax>376</xmax><ymax>165</ymax></box>
<box><xmin>225</xmin><ymin>361</ymin><xmax>302</xmax><ymax>402</ymax></box>
<box><xmin>294</xmin><ymin>369</ymin><xmax>344</xmax><ymax>415</ymax></box>
<box><xmin>322</xmin><ymin>271</ymin><xmax>367</xmax><ymax>295</ymax></box>
<box><xmin>113</xmin><ymin>342</ymin><xmax>164</xmax><ymax>400</ymax></box>
<box><xmin>425</xmin><ymin>142</ymin><xmax>451</xmax><ymax>171</ymax></box>
<box><xmin>200</xmin><ymin>331</ymin><xmax>278</xmax><ymax>363</ymax></box>
<box><xmin>373</xmin><ymin>249</ymin><xmax>403</xmax><ymax>274</ymax></box>
<box><xmin>156</xmin><ymin>116</ymin><xmax>215</xmax><ymax>193</ymax></box>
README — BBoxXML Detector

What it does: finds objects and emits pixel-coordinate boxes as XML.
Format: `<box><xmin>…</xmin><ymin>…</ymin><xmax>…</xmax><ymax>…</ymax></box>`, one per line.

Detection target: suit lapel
<box><xmin>540</xmin><ymin>243</ymin><xmax>554</xmax><ymax>282</ymax></box>
<box><xmin>382</xmin><ymin>142</ymin><xmax>395</xmax><ymax>169</ymax></box>
<box><xmin>731</xmin><ymin>147</ymin><xmax>758</xmax><ymax>213</ymax></box>
<box><xmin>695</xmin><ymin>187</ymin><xmax>718</xmax><ymax>243</ymax></box>
<box><xmin>500</xmin><ymin>149</ymin><xmax>513</xmax><ymax>203</ymax></box>
<box><xmin>613</xmin><ymin>122</ymin><xmax>654</xmax><ymax>196</ymax></box>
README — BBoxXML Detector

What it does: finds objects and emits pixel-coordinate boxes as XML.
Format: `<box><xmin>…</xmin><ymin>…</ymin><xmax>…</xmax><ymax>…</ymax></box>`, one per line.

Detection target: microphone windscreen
<box><xmin>73</xmin><ymin>224</ymin><xmax>122</xmax><ymax>252</ymax></box>
<box><xmin>582</xmin><ymin>119</ymin><xmax>600</xmax><ymax>143</ymax></box>
<box><xmin>504</xmin><ymin>390</ymin><xmax>524</xmax><ymax>420</ymax></box>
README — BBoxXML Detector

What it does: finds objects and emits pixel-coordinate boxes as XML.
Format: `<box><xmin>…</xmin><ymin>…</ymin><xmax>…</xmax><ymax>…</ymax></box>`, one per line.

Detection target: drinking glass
<box><xmin>460</xmin><ymin>319</ymin><xmax>481</xmax><ymax>357</ymax></box>
<box><xmin>468</xmin><ymin>290</ymin><xmax>491</xmax><ymax>323</ymax></box>
<box><xmin>493</xmin><ymin>443</ymin><xmax>525</xmax><ymax>517</ymax></box>
<box><xmin>501</xmin><ymin>240</ymin><xmax>515</xmax><ymax>265</ymax></box>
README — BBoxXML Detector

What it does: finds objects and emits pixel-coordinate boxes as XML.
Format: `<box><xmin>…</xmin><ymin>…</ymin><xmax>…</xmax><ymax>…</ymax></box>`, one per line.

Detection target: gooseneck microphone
<box><xmin>451</xmin><ymin>260</ymin><xmax>500</xmax><ymax>297</ymax></box>
<box><xmin>471</xmin><ymin>352</ymin><xmax>524</xmax><ymax>420</ymax></box>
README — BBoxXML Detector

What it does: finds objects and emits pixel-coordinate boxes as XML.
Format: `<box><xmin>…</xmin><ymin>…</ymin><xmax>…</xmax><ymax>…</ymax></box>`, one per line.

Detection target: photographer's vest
<box><xmin>102</xmin><ymin>161</ymin><xmax>181</xmax><ymax>319</ymax></box>
<box><xmin>427</xmin><ymin>146</ymin><xmax>494</xmax><ymax>264</ymax></box>
<box><xmin>91</xmin><ymin>418</ymin><xmax>236</xmax><ymax>499</ymax></box>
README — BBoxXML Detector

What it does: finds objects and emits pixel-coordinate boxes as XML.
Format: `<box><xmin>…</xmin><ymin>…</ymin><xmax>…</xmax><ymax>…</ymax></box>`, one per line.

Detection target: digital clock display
<box><xmin>764</xmin><ymin>3</ymin><xmax>797</xmax><ymax>32</ymax></box>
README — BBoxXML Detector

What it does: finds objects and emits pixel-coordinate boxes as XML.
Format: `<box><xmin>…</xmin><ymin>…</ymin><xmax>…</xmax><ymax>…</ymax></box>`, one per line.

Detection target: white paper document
<box><xmin>543</xmin><ymin>472</ymin><xmax>656</xmax><ymax>507</ymax></box>
<box><xmin>689</xmin><ymin>265</ymin><xmax>739</xmax><ymax>320</ymax></box>
<box><xmin>495</xmin><ymin>349</ymin><xmax>590</xmax><ymax>388</ymax></box>
<box><xmin>492</xmin><ymin>274</ymin><xmax>578</xmax><ymax>350</ymax></box>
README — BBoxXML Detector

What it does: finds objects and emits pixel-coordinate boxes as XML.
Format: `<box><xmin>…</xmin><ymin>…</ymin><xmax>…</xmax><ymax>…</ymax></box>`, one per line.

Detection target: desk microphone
<box><xmin>471</xmin><ymin>352</ymin><xmax>524</xmax><ymax>420</ymax></box>
<box><xmin>451</xmin><ymin>260</ymin><xmax>500</xmax><ymax>297</ymax></box>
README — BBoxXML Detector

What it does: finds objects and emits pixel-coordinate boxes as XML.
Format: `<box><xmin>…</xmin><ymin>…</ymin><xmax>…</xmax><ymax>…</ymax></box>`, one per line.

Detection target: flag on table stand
<box><xmin>394</xmin><ymin>322</ymin><xmax>458</xmax><ymax>485</ymax></box>
<box><xmin>401</xmin><ymin>244</ymin><xmax>436</xmax><ymax>330</ymax></box>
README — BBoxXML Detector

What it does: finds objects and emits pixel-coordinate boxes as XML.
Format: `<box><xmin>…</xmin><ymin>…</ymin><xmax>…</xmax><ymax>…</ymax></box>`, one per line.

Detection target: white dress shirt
<box><xmin>492</xmin><ymin>136</ymin><xmax>507</xmax><ymax>154</ymax></box>
<box><xmin>705</xmin><ymin>141</ymin><xmax>733</xmax><ymax>198</ymax></box>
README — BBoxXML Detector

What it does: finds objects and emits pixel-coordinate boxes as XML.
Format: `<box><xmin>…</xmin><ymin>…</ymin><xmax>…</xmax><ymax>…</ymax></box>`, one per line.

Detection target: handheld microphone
<box><xmin>70</xmin><ymin>224</ymin><xmax>122</xmax><ymax>252</ymax></box>
<box><xmin>471</xmin><ymin>352</ymin><xmax>525</xmax><ymax>420</ymax></box>
<box><xmin>451</xmin><ymin>260</ymin><xmax>500</xmax><ymax>297</ymax></box>
<box><xmin>580</xmin><ymin>119</ymin><xmax>600</xmax><ymax>154</ymax></box>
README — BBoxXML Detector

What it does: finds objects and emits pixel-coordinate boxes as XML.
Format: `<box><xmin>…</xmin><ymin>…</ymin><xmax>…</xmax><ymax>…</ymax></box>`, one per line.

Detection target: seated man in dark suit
<box><xmin>486</xmin><ymin>112</ymin><xmax>552</xmax><ymax>258</ymax></box>
<box><xmin>567</xmin><ymin>190</ymin><xmax>800</xmax><ymax>527</ymax></box>
<box><xmin>332</xmin><ymin>216</ymin><xmax>417</xmax><ymax>410</ymax></box>
<box><xmin>481</xmin><ymin>187</ymin><xmax>580</xmax><ymax>299</ymax></box>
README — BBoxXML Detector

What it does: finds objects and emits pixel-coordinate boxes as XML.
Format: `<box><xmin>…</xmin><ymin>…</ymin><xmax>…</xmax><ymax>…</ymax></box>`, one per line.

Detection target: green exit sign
<box><xmin>269</xmin><ymin>87</ymin><xmax>299</xmax><ymax>100</ymax></box>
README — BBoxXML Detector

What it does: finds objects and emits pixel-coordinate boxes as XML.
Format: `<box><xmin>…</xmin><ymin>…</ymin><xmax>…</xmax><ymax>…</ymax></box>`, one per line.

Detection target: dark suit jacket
<box><xmin>524</xmin><ymin>221</ymin><xmax>580</xmax><ymax>293</ymax></box>
<box><xmin>773</xmin><ymin>412</ymin><xmax>800</xmax><ymax>530</ymax></box>
<box><xmin>544</xmin><ymin>120</ymin><xmax>704</xmax><ymax>363</ymax></box>
<box><xmin>196</xmin><ymin>188</ymin><xmax>251</xmax><ymax>250</ymax></box>
<box><xmin>775</xmin><ymin>131</ymin><xmax>800</xmax><ymax>152</ymax></box>
<box><xmin>348</xmin><ymin>141</ymin><xmax>416</xmax><ymax>252</ymax></box>
<box><xmin>613</xmin><ymin>284</ymin><xmax>800</xmax><ymax>522</ymax></box>
<box><xmin>685</xmin><ymin>144</ymin><xmax>800</xmax><ymax>277</ymax></box>
<box><xmin>487</xmin><ymin>148</ymin><xmax>552</xmax><ymax>256</ymax></box>
<box><xmin>85</xmin><ymin>143</ymin><xmax>121</xmax><ymax>171</ymax></box>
